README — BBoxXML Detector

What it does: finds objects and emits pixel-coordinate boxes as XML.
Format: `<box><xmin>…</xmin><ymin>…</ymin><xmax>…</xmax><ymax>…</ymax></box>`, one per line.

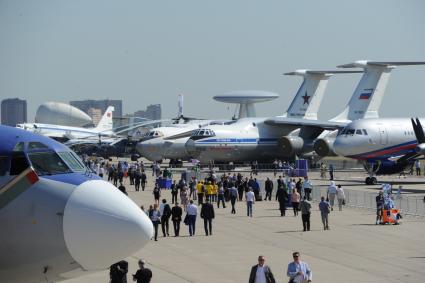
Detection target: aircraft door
<box><xmin>379</xmin><ymin>127</ymin><xmax>388</xmax><ymax>145</ymax></box>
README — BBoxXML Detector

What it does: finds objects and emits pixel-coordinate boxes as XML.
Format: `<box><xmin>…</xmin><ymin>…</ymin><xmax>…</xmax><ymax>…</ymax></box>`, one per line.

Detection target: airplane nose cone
<box><xmin>63</xmin><ymin>180</ymin><xmax>153</xmax><ymax>270</ymax></box>
<box><xmin>333</xmin><ymin>137</ymin><xmax>347</xmax><ymax>156</ymax></box>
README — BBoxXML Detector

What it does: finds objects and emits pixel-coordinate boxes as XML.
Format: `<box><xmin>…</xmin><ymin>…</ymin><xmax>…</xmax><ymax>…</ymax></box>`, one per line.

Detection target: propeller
<box><xmin>411</xmin><ymin>118</ymin><xmax>425</xmax><ymax>155</ymax></box>
<box><xmin>171</xmin><ymin>115</ymin><xmax>202</xmax><ymax>124</ymax></box>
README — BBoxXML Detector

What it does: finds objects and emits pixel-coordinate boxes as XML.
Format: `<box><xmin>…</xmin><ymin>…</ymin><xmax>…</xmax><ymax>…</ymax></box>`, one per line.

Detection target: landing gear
<box><xmin>365</xmin><ymin>176</ymin><xmax>377</xmax><ymax>185</ymax></box>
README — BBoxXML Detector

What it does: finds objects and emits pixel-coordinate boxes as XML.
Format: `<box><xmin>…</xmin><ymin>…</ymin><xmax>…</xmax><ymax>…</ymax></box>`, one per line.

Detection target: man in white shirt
<box><xmin>246</xmin><ymin>188</ymin><xmax>255</xmax><ymax>217</ymax></box>
<box><xmin>248</xmin><ymin>255</ymin><xmax>276</xmax><ymax>283</ymax></box>
<box><xmin>186</xmin><ymin>200</ymin><xmax>198</xmax><ymax>236</ymax></box>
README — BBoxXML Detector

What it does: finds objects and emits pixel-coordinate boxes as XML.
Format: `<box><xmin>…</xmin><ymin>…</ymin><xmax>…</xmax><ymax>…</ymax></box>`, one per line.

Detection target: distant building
<box><xmin>1</xmin><ymin>98</ymin><xmax>27</xmax><ymax>126</ymax></box>
<box><xmin>70</xmin><ymin>99</ymin><xmax>122</xmax><ymax>127</ymax></box>
<box><xmin>87</xmin><ymin>108</ymin><xmax>102</xmax><ymax>126</ymax></box>
<box><xmin>70</xmin><ymin>99</ymin><xmax>122</xmax><ymax>118</ymax></box>
<box><xmin>133</xmin><ymin>104</ymin><xmax>161</xmax><ymax>120</ymax></box>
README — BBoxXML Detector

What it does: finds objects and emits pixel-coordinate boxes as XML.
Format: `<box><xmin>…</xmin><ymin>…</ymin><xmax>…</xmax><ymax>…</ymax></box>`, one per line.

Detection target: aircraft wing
<box><xmin>163</xmin><ymin>129</ymin><xmax>195</xmax><ymax>140</ymax></box>
<box><xmin>264</xmin><ymin>117</ymin><xmax>347</xmax><ymax>130</ymax></box>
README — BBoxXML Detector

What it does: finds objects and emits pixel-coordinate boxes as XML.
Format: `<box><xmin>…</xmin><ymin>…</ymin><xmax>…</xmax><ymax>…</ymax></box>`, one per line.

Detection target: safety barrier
<box><xmin>311</xmin><ymin>186</ymin><xmax>425</xmax><ymax>217</ymax></box>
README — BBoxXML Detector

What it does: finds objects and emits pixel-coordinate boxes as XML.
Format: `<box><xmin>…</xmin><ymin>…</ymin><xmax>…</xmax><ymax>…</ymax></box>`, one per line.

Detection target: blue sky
<box><xmin>1</xmin><ymin>0</ymin><xmax>424</xmax><ymax>121</ymax></box>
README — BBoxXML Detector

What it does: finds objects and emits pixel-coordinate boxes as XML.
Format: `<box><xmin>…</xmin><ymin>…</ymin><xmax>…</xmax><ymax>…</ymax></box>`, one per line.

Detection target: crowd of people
<box><xmin>91</xmin><ymin>158</ymin><xmax>352</xmax><ymax>283</ymax></box>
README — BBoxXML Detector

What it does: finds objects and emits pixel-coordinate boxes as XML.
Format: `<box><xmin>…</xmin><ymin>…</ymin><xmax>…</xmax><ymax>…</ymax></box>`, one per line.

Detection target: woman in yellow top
<box><xmin>205</xmin><ymin>181</ymin><xmax>213</xmax><ymax>202</ymax></box>
<box><xmin>196</xmin><ymin>181</ymin><xmax>204</xmax><ymax>205</ymax></box>
<box><xmin>211</xmin><ymin>183</ymin><xmax>218</xmax><ymax>202</ymax></box>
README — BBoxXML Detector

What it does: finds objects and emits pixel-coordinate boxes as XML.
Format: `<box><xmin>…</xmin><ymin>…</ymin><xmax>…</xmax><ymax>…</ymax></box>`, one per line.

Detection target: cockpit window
<box><xmin>10</xmin><ymin>152</ymin><xmax>29</xmax><ymax>175</ymax></box>
<box><xmin>13</xmin><ymin>142</ymin><xmax>25</xmax><ymax>152</ymax></box>
<box><xmin>356</xmin><ymin>129</ymin><xmax>362</xmax><ymax>135</ymax></box>
<box><xmin>0</xmin><ymin>156</ymin><xmax>8</xmax><ymax>176</ymax></box>
<box><xmin>28</xmin><ymin>152</ymin><xmax>71</xmax><ymax>176</ymax></box>
<box><xmin>346</xmin><ymin>128</ymin><xmax>355</xmax><ymax>135</ymax></box>
<box><xmin>57</xmin><ymin>151</ymin><xmax>86</xmax><ymax>172</ymax></box>
<box><xmin>362</xmin><ymin>129</ymin><xmax>368</xmax><ymax>135</ymax></box>
<box><xmin>28</xmin><ymin>142</ymin><xmax>48</xmax><ymax>150</ymax></box>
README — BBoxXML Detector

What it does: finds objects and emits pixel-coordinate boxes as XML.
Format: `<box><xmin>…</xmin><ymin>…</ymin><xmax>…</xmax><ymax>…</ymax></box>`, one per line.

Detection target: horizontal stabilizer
<box><xmin>338</xmin><ymin>61</ymin><xmax>425</xmax><ymax>68</ymax></box>
<box><xmin>284</xmin><ymin>70</ymin><xmax>363</xmax><ymax>76</ymax></box>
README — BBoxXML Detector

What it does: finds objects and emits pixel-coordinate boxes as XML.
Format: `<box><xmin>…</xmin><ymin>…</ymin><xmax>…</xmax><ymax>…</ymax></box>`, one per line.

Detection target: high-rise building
<box><xmin>70</xmin><ymin>99</ymin><xmax>122</xmax><ymax>118</ymax></box>
<box><xmin>1</xmin><ymin>98</ymin><xmax>27</xmax><ymax>126</ymax></box>
<box><xmin>133</xmin><ymin>104</ymin><xmax>161</xmax><ymax>120</ymax></box>
<box><xmin>87</xmin><ymin>108</ymin><xmax>102</xmax><ymax>126</ymax></box>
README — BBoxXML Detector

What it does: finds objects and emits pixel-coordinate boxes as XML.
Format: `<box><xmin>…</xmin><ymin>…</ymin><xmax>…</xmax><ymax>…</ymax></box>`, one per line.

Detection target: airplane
<box><xmin>0</xmin><ymin>125</ymin><xmax>153</xmax><ymax>283</ymax></box>
<box><xmin>334</xmin><ymin>117</ymin><xmax>425</xmax><ymax>185</ymax></box>
<box><xmin>135</xmin><ymin>92</ymin><xmax>278</xmax><ymax>162</ymax></box>
<box><xmin>17</xmin><ymin>106</ymin><xmax>116</xmax><ymax>142</ymax></box>
<box><xmin>184</xmin><ymin>69</ymin><xmax>361</xmax><ymax>163</ymax></box>
<box><xmin>312</xmin><ymin>61</ymin><xmax>425</xmax><ymax>157</ymax></box>
<box><xmin>186</xmin><ymin>61</ymin><xmax>425</xmax><ymax>164</ymax></box>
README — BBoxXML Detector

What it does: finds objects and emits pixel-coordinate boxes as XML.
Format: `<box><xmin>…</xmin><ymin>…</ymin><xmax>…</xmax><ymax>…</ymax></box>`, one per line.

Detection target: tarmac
<box><xmin>62</xmin><ymin>169</ymin><xmax>425</xmax><ymax>283</ymax></box>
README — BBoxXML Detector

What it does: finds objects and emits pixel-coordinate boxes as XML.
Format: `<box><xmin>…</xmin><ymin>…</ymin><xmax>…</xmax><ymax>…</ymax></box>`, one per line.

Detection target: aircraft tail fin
<box><xmin>94</xmin><ymin>106</ymin><xmax>114</xmax><ymax>133</ymax></box>
<box><xmin>284</xmin><ymin>70</ymin><xmax>362</xmax><ymax>120</ymax></box>
<box><xmin>178</xmin><ymin>94</ymin><xmax>184</xmax><ymax>118</ymax></box>
<box><xmin>331</xmin><ymin>61</ymin><xmax>425</xmax><ymax>122</ymax></box>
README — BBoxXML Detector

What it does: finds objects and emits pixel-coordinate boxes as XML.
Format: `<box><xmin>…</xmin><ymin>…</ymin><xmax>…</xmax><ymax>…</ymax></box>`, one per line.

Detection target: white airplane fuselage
<box><xmin>186</xmin><ymin>118</ymin><xmax>299</xmax><ymax>162</ymax></box>
<box><xmin>334</xmin><ymin>118</ymin><xmax>423</xmax><ymax>159</ymax></box>
<box><xmin>17</xmin><ymin>123</ymin><xmax>113</xmax><ymax>140</ymax></box>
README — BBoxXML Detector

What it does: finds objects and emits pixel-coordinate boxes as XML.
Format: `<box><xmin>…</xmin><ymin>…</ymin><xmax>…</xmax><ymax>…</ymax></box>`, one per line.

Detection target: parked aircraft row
<box><xmin>137</xmin><ymin>60</ymin><xmax>425</xmax><ymax>184</ymax></box>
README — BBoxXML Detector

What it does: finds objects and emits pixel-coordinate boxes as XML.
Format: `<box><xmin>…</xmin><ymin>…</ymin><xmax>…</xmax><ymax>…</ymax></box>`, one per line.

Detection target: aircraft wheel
<box><xmin>365</xmin><ymin>177</ymin><xmax>371</xmax><ymax>185</ymax></box>
<box><xmin>371</xmin><ymin>177</ymin><xmax>377</xmax><ymax>185</ymax></box>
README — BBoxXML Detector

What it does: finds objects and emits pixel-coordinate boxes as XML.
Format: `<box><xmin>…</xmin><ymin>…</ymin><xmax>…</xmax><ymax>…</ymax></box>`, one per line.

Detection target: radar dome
<box><xmin>35</xmin><ymin>102</ymin><xmax>92</xmax><ymax>127</ymax></box>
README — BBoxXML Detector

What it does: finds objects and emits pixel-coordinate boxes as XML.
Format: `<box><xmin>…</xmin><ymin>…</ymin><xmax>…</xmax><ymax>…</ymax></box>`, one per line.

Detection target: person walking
<box><xmin>171</xmin><ymin>202</ymin><xmax>183</xmax><ymax>237</ymax></box>
<box><xmin>132</xmin><ymin>259</ymin><xmax>152</xmax><ymax>283</ymax></box>
<box><xmin>276</xmin><ymin>185</ymin><xmax>288</xmax><ymax>216</ymax></box>
<box><xmin>376</xmin><ymin>191</ymin><xmax>384</xmax><ymax>225</ymax></box>
<box><xmin>299</xmin><ymin>196</ymin><xmax>312</xmax><ymax>231</ymax></box>
<box><xmin>171</xmin><ymin>180</ymin><xmax>178</xmax><ymax>204</ymax></box>
<box><xmin>264</xmin><ymin>177</ymin><xmax>274</xmax><ymax>201</ymax></box>
<box><xmin>186</xmin><ymin>200</ymin><xmax>198</xmax><ymax>236</ymax></box>
<box><xmin>180</xmin><ymin>187</ymin><xmax>189</xmax><ymax>211</ymax></box>
<box><xmin>327</xmin><ymin>181</ymin><xmax>337</xmax><ymax>211</ymax></box>
<box><xmin>329</xmin><ymin>163</ymin><xmax>334</xmax><ymax>180</ymax></box>
<box><xmin>246</xmin><ymin>188</ymin><xmax>255</xmax><ymax>217</ymax></box>
<box><xmin>318</xmin><ymin>196</ymin><xmax>331</xmax><ymax>230</ymax></box>
<box><xmin>152</xmin><ymin>183</ymin><xmax>161</xmax><ymax>205</ymax></box>
<box><xmin>415</xmin><ymin>160</ymin><xmax>421</xmax><ymax>176</ymax></box>
<box><xmin>287</xmin><ymin>252</ymin><xmax>312</xmax><ymax>283</ymax></box>
<box><xmin>248</xmin><ymin>255</ymin><xmax>276</xmax><ymax>283</ymax></box>
<box><xmin>200</xmin><ymin>199</ymin><xmax>215</xmax><ymax>236</ymax></box>
<box><xmin>141</xmin><ymin>171</ymin><xmax>147</xmax><ymax>191</ymax></box>
<box><xmin>196</xmin><ymin>180</ymin><xmax>205</xmax><ymax>205</ymax></box>
<box><xmin>148</xmin><ymin>204</ymin><xmax>161</xmax><ymax>241</ymax></box>
<box><xmin>229</xmin><ymin>183</ymin><xmax>238</xmax><ymax>214</ymax></box>
<box><xmin>160</xmin><ymin>199</ymin><xmax>171</xmax><ymax>237</ymax></box>
<box><xmin>134</xmin><ymin>171</ymin><xmax>141</xmax><ymax>192</ymax></box>
<box><xmin>336</xmin><ymin>184</ymin><xmax>345</xmax><ymax>211</ymax></box>
<box><xmin>302</xmin><ymin>176</ymin><xmax>313</xmax><ymax>200</ymax></box>
<box><xmin>291</xmin><ymin>189</ymin><xmax>301</xmax><ymax>216</ymax></box>
<box><xmin>110</xmin><ymin>260</ymin><xmax>128</xmax><ymax>283</ymax></box>
<box><xmin>217</xmin><ymin>183</ymin><xmax>226</xmax><ymax>208</ymax></box>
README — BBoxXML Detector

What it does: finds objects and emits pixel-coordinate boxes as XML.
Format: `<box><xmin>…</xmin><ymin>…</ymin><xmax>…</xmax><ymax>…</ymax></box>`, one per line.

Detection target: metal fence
<box><xmin>311</xmin><ymin>186</ymin><xmax>425</xmax><ymax>217</ymax></box>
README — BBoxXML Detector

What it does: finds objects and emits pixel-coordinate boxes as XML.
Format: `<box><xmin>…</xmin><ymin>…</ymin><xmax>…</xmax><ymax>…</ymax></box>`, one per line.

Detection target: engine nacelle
<box><xmin>313</xmin><ymin>138</ymin><xmax>337</xmax><ymax>157</ymax></box>
<box><xmin>279</xmin><ymin>136</ymin><xmax>304</xmax><ymax>157</ymax></box>
<box><xmin>415</xmin><ymin>143</ymin><xmax>425</xmax><ymax>154</ymax></box>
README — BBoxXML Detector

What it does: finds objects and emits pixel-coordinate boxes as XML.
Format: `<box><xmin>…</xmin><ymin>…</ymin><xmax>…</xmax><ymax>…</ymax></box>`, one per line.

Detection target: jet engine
<box><xmin>279</xmin><ymin>136</ymin><xmax>304</xmax><ymax>157</ymax></box>
<box><xmin>313</xmin><ymin>137</ymin><xmax>337</xmax><ymax>157</ymax></box>
<box><xmin>415</xmin><ymin>143</ymin><xmax>425</xmax><ymax>154</ymax></box>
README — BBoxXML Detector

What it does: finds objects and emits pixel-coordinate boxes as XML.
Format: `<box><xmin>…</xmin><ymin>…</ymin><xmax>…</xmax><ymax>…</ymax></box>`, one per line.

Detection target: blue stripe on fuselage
<box><xmin>42</xmin><ymin>172</ymin><xmax>100</xmax><ymax>186</ymax></box>
<box><xmin>196</xmin><ymin>138</ymin><xmax>278</xmax><ymax>144</ymax></box>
